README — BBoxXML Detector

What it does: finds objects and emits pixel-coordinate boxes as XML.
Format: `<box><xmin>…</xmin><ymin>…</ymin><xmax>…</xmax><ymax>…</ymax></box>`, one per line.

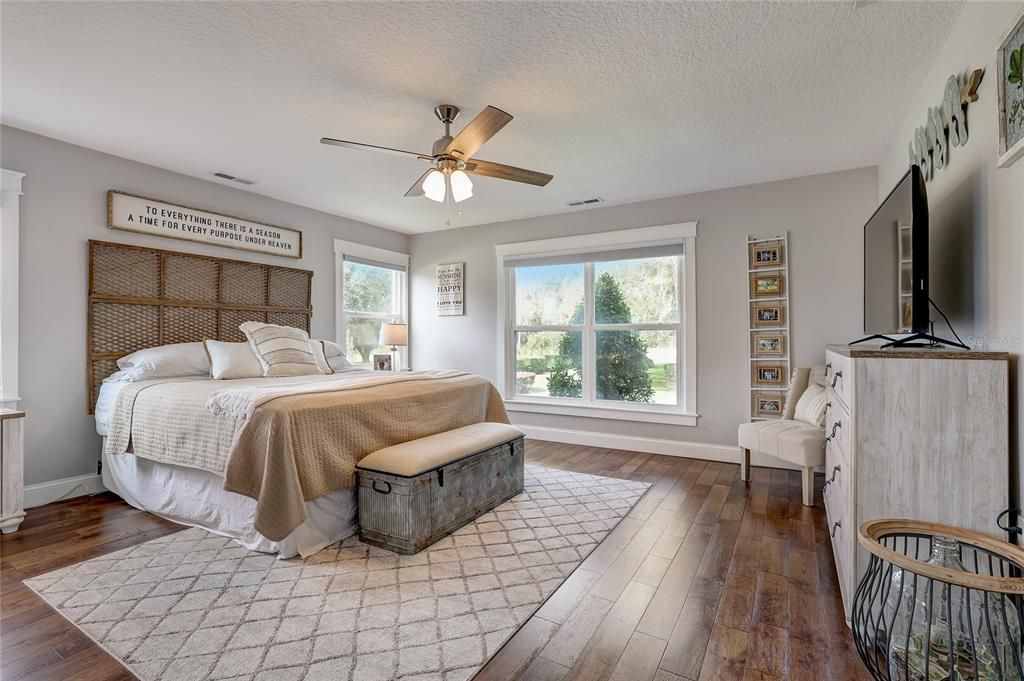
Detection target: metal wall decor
<box><xmin>747</xmin><ymin>234</ymin><xmax>791</xmax><ymax>420</ymax></box>
<box><xmin>907</xmin><ymin>69</ymin><xmax>985</xmax><ymax>181</ymax></box>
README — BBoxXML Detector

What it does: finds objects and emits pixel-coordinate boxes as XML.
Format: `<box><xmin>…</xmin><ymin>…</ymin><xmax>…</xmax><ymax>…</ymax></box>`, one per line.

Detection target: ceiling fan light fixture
<box><xmin>422</xmin><ymin>169</ymin><xmax>446</xmax><ymax>203</ymax></box>
<box><xmin>449</xmin><ymin>169</ymin><xmax>473</xmax><ymax>203</ymax></box>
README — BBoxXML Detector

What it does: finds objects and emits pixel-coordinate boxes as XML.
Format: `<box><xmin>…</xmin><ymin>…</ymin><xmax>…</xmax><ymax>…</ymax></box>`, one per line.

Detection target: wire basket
<box><xmin>852</xmin><ymin>519</ymin><xmax>1024</xmax><ymax>681</ymax></box>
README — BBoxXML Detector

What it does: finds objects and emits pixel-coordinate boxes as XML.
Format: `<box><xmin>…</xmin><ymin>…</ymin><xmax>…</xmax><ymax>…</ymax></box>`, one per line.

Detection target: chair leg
<box><xmin>741</xmin><ymin>448</ymin><xmax>751</xmax><ymax>482</ymax></box>
<box><xmin>801</xmin><ymin>467</ymin><xmax>814</xmax><ymax>506</ymax></box>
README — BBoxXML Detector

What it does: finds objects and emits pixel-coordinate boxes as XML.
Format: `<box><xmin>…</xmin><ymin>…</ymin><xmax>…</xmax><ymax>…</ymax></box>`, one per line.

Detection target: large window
<box><xmin>497</xmin><ymin>223</ymin><xmax>697</xmax><ymax>425</ymax></box>
<box><xmin>334</xmin><ymin>240</ymin><xmax>409</xmax><ymax>369</ymax></box>
<box><xmin>0</xmin><ymin>169</ymin><xmax>24</xmax><ymax>408</ymax></box>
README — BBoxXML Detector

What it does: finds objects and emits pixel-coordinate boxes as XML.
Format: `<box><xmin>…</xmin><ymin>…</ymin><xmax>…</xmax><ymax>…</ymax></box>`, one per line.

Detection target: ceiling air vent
<box><xmin>212</xmin><ymin>172</ymin><xmax>256</xmax><ymax>185</ymax></box>
<box><xmin>567</xmin><ymin>197</ymin><xmax>604</xmax><ymax>207</ymax></box>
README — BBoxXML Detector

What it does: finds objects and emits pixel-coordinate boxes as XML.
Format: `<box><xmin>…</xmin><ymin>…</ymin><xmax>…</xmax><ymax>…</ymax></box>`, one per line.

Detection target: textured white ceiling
<box><xmin>1</xmin><ymin>1</ymin><xmax>962</xmax><ymax>234</ymax></box>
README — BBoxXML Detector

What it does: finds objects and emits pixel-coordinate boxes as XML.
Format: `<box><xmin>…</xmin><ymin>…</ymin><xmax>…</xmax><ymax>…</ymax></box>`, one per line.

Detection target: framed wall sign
<box><xmin>108</xmin><ymin>191</ymin><xmax>302</xmax><ymax>258</ymax></box>
<box><xmin>436</xmin><ymin>262</ymin><xmax>465</xmax><ymax>316</ymax></box>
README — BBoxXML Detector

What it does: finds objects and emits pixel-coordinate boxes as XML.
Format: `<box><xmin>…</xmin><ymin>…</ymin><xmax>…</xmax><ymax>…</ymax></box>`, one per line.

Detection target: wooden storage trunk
<box><xmin>356</xmin><ymin>426</ymin><xmax>524</xmax><ymax>555</ymax></box>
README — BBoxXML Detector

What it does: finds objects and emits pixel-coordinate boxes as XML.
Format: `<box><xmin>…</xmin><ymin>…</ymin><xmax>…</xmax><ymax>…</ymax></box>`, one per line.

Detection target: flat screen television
<box><xmin>863</xmin><ymin>165</ymin><xmax>929</xmax><ymax>336</ymax></box>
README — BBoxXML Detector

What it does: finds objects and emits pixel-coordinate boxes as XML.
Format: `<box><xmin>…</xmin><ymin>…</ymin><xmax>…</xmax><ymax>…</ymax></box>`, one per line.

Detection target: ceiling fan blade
<box><xmin>443</xmin><ymin>106</ymin><xmax>513</xmax><ymax>159</ymax></box>
<box><xmin>404</xmin><ymin>169</ymin><xmax>433</xmax><ymax>197</ymax></box>
<box><xmin>464</xmin><ymin>159</ymin><xmax>553</xmax><ymax>187</ymax></box>
<box><xmin>320</xmin><ymin>138</ymin><xmax>431</xmax><ymax>161</ymax></box>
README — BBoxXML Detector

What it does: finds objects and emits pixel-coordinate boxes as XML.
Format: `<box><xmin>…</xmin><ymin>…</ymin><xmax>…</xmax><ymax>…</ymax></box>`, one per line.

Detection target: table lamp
<box><xmin>379</xmin><ymin>322</ymin><xmax>408</xmax><ymax>370</ymax></box>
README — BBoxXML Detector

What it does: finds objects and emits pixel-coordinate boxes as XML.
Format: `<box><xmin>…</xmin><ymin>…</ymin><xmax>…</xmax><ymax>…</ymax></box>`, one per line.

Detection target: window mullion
<box><xmin>583</xmin><ymin>262</ymin><xmax>595</xmax><ymax>406</ymax></box>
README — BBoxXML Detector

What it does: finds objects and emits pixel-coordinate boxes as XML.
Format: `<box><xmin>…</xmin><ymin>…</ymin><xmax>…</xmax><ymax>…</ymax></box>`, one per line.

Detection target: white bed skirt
<box><xmin>101</xmin><ymin>445</ymin><xmax>357</xmax><ymax>559</ymax></box>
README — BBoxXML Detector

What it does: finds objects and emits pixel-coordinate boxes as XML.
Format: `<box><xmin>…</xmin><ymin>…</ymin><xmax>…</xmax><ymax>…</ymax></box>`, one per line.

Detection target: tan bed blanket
<box><xmin>105</xmin><ymin>371</ymin><xmax>509</xmax><ymax>540</ymax></box>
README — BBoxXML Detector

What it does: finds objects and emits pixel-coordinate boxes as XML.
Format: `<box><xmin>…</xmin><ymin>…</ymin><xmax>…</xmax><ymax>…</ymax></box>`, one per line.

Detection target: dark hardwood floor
<box><xmin>0</xmin><ymin>441</ymin><xmax>870</xmax><ymax>681</ymax></box>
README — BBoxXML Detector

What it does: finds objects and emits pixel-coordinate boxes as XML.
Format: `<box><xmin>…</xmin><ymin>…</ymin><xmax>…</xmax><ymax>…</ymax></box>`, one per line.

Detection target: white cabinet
<box><xmin>0</xmin><ymin>409</ymin><xmax>25</xmax><ymax>534</ymax></box>
<box><xmin>823</xmin><ymin>346</ymin><xmax>1009</xmax><ymax>621</ymax></box>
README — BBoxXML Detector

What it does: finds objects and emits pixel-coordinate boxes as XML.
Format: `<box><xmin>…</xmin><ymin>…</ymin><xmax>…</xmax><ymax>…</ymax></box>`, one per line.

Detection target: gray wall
<box><xmin>1</xmin><ymin>125</ymin><xmax>409</xmax><ymax>486</ymax></box>
<box><xmin>876</xmin><ymin>2</ymin><xmax>1024</xmax><ymax>503</ymax></box>
<box><xmin>409</xmin><ymin>167</ymin><xmax>878</xmax><ymax>447</ymax></box>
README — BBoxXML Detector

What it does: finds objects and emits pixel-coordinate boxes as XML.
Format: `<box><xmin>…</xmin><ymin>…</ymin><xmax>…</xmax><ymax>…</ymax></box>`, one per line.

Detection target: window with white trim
<box><xmin>0</xmin><ymin>169</ymin><xmax>25</xmax><ymax>408</ymax></box>
<box><xmin>497</xmin><ymin>223</ymin><xmax>698</xmax><ymax>425</ymax></box>
<box><xmin>334</xmin><ymin>240</ymin><xmax>409</xmax><ymax>369</ymax></box>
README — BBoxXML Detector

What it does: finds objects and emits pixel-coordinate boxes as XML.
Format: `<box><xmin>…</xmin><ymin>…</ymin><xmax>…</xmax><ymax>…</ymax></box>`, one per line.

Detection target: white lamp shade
<box><xmin>449</xmin><ymin>170</ymin><xmax>474</xmax><ymax>203</ymax></box>
<box><xmin>379</xmin><ymin>322</ymin><xmax>408</xmax><ymax>347</ymax></box>
<box><xmin>422</xmin><ymin>170</ymin><xmax>446</xmax><ymax>203</ymax></box>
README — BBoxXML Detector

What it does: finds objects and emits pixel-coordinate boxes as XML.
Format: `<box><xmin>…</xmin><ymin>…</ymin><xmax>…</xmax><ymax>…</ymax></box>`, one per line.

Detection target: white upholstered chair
<box><xmin>738</xmin><ymin>367</ymin><xmax>826</xmax><ymax>506</ymax></box>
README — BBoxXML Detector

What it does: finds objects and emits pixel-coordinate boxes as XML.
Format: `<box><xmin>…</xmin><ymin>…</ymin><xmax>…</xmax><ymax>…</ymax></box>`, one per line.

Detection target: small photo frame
<box><xmin>752</xmin><ymin>332</ymin><xmax>786</xmax><ymax>357</ymax></box>
<box><xmin>750</xmin><ymin>272</ymin><xmax>784</xmax><ymax>298</ymax></box>
<box><xmin>752</xmin><ymin>363</ymin><xmax>787</xmax><ymax>387</ymax></box>
<box><xmin>752</xmin><ymin>391</ymin><xmax>785</xmax><ymax>418</ymax></box>
<box><xmin>749</xmin><ymin>240</ymin><xmax>785</xmax><ymax>269</ymax></box>
<box><xmin>373</xmin><ymin>354</ymin><xmax>393</xmax><ymax>371</ymax></box>
<box><xmin>751</xmin><ymin>301</ymin><xmax>786</xmax><ymax>328</ymax></box>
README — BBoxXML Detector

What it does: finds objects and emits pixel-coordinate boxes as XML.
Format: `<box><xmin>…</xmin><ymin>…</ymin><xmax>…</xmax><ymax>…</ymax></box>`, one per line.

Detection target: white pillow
<box><xmin>116</xmin><ymin>342</ymin><xmax>210</xmax><ymax>380</ymax></box>
<box><xmin>240</xmin><ymin>322</ymin><xmax>329</xmax><ymax>377</ymax></box>
<box><xmin>794</xmin><ymin>383</ymin><xmax>828</xmax><ymax>427</ymax></box>
<box><xmin>320</xmin><ymin>340</ymin><xmax>346</xmax><ymax>358</ymax></box>
<box><xmin>328</xmin><ymin>353</ymin><xmax>353</xmax><ymax>372</ymax></box>
<box><xmin>204</xmin><ymin>340</ymin><xmax>264</xmax><ymax>380</ymax></box>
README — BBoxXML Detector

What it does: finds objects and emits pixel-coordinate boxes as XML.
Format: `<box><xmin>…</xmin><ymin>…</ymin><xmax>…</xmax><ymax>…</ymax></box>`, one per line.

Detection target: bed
<box><xmin>88</xmin><ymin>241</ymin><xmax>507</xmax><ymax>557</ymax></box>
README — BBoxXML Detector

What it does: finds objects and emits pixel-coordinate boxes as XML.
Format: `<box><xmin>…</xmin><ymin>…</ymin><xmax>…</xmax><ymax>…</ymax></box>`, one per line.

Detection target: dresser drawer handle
<box><xmin>830</xmin><ymin>521</ymin><xmax>842</xmax><ymax>537</ymax></box>
<box><xmin>829</xmin><ymin>421</ymin><xmax>842</xmax><ymax>439</ymax></box>
<box><xmin>829</xmin><ymin>371</ymin><xmax>843</xmax><ymax>389</ymax></box>
<box><xmin>825</xmin><ymin>362</ymin><xmax>832</xmax><ymax>376</ymax></box>
<box><xmin>823</xmin><ymin>464</ymin><xmax>841</xmax><ymax>488</ymax></box>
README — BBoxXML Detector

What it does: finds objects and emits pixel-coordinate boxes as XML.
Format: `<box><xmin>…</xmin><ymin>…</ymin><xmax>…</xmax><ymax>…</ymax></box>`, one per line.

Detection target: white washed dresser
<box><xmin>822</xmin><ymin>346</ymin><xmax>1010</xmax><ymax>621</ymax></box>
<box><xmin>0</xmin><ymin>409</ymin><xmax>26</xmax><ymax>534</ymax></box>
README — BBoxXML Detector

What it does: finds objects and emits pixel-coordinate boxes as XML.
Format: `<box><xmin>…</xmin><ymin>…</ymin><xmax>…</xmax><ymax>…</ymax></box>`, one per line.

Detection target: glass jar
<box><xmin>886</xmin><ymin>536</ymin><xmax>1023</xmax><ymax>681</ymax></box>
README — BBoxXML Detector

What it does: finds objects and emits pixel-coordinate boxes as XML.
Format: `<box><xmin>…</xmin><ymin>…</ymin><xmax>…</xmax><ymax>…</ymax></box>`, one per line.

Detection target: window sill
<box><xmin>504</xmin><ymin>398</ymin><xmax>698</xmax><ymax>426</ymax></box>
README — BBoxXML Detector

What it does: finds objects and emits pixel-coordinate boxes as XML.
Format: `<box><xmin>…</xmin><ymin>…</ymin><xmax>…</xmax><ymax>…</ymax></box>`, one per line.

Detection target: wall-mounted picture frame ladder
<box><xmin>747</xmin><ymin>233</ymin><xmax>791</xmax><ymax>420</ymax></box>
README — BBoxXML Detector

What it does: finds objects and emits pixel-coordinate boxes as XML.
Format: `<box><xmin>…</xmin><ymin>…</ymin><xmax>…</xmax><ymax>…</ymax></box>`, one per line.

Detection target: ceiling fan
<box><xmin>320</xmin><ymin>104</ymin><xmax>553</xmax><ymax>216</ymax></box>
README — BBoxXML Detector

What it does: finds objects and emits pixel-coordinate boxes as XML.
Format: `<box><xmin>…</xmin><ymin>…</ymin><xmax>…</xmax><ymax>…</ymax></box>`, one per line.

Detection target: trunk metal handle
<box><xmin>372</xmin><ymin>479</ymin><xmax>392</xmax><ymax>495</ymax></box>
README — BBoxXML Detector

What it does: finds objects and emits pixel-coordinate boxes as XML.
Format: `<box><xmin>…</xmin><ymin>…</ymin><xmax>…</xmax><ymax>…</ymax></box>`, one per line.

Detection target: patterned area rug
<box><xmin>25</xmin><ymin>465</ymin><xmax>649</xmax><ymax>681</ymax></box>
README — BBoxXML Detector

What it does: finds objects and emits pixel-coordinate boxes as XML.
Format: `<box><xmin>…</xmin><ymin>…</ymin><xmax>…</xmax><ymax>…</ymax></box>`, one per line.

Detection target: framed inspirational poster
<box><xmin>436</xmin><ymin>262</ymin><xmax>464</xmax><ymax>316</ymax></box>
<box><xmin>108</xmin><ymin>191</ymin><xmax>302</xmax><ymax>258</ymax></box>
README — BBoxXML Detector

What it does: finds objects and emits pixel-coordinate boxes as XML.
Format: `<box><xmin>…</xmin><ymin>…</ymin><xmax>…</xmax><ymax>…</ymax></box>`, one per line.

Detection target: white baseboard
<box><xmin>24</xmin><ymin>474</ymin><xmax>107</xmax><ymax>509</ymax></box>
<box><xmin>519</xmin><ymin>425</ymin><xmax>801</xmax><ymax>471</ymax></box>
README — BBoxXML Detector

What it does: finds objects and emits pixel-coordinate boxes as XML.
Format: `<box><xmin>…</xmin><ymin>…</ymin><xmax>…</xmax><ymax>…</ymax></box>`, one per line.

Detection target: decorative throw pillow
<box><xmin>239</xmin><ymin>322</ymin><xmax>328</xmax><ymax>377</ymax></box>
<box><xmin>204</xmin><ymin>340</ymin><xmax>264</xmax><ymax>380</ymax></box>
<box><xmin>794</xmin><ymin>383</ymin><xmax>828</xmax><ymax>427</ymax></box>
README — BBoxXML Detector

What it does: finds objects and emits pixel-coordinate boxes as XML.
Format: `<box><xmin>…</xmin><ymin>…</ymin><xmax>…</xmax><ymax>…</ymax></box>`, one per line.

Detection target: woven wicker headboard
<box><xmin>87</xmin><ymin>240</ymin><xmax>313</xmax><ymax>412</ymax></box>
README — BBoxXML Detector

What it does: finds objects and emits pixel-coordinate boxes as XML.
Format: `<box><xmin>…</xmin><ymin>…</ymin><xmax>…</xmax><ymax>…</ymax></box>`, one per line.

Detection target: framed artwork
<box><xmin>751</xmin><ymin>301</ymin><xmax>786</xmax><ymax>328</ymax></box>
<box><xmin>752</xmin><ymin>332</ymin><xmax>786</xmax><ymax>357</ymax></box>
<box><xmin>749</xmin><ymin>241</ymin><xmax>785</xmax><ymax>269</ymax></box>
<box><xmin>752</xmin><ymin>392</ymin><xmax>785</xmax><ymax>418</ymax></box>
<box><xmin>751</xmin><ymin>272</ymin><xmax>784</xmax><ymax>298</ymax></box>
<box><xmin>997</xmin><ymin>9</ymin><xmax>1024</xmax><ymax>168</ymax></box>
<box><xmin>752</xmin><ymin>363</ymin><xmax>787</xmax><ymax>387</ymax></box>
<box><xmin>373</xmin><ymin>354</ymin><xmax>393</xmax><ymax>371</ymax></box>
<box><xmin>436</xmin><ymin>262</ymin><xmax>465</xmax><ymax>316</ymax></box>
